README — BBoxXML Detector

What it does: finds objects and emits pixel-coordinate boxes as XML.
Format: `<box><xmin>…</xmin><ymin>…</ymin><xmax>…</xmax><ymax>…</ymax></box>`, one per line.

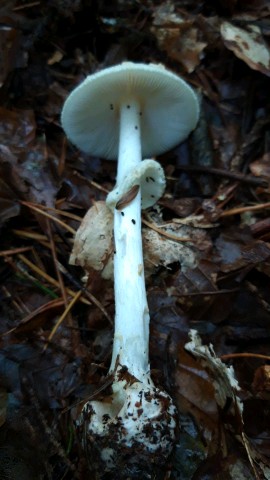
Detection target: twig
<box><xmin>58</xmin><ymin>137</ymin><xmax>67</xmax><ymax>176</ymax></box>
<box><xmin>17</xmin><ymin>253</ymin><xmax>90</xmax><ymax>305</ymax></box>
<box><xmin>12</xmin><ymin>229</ymin><xmax>49</xmax><ymax>241</ymax></box>
<box><xmin>174</xmin><ymin>288</ymin><xmax>239</xmax><ymax>297</ymax></box>
<box><xmin>56</xmin><ymin>261</ymin><xmax>113</xmax><ymax>325</ymax></box>
<box><xmin>46</xmin><ymin>218</ymin><xmax>81</xmax><ymax>353</ymax></box>
<box><xmin>44</xmin><ymin>291</ymin><xmax>82</xmax><ymax>350</ymax></box>
<box><xmin>177</xmin><ymin>164</ymin><xmax>268</xmax><ymax>188</ymax></box>
<box><xmin>1</xmin><ymin>285</ymin><xmax>30</xmax><ymax>315</ymax></box>
<box><xmin>26</xmin><ymin>201</ymin><xmax>82</xmax><ymax>222</ymax></box>
<box><xmin>1</xmin><ymin>298</ymin><xmax>66</xmax><ymax>336</ymax></box>
<box><xmin>221</xmin><ymin>201</ymin><xmax>270</xmax><ymax>217</ymax></box>
<box><xmin>13</xmin><ymin>1</ymin><xmax>40</xmax><ymax>10</ymax></box>
<box><xmin>47</xmin><ymin>219</ymin><xmax>69</xmax><ymax>309</ymax></box>
<box><xmin>0</xmin><ymin>246</ymin><xmax>32</xmax><ymax>256</ymax></box>
<box><xmin>20</xmin><ymin>201</ymin><xmax>76</xmax><ymax>234</ymax></box>
<box><xmin>221</xmin><ymin>353</ymin><xmax>270</xmax><ymax>361</ymax></box>
<box><xmin>142</xmin><ymin>218</ymin><xmax>191</xmax><ymax>242</ymax></box>
<box><xmin>73</xmin><ymin>170</ymin><xmax>110</xmax><ymax>194</ymax></box>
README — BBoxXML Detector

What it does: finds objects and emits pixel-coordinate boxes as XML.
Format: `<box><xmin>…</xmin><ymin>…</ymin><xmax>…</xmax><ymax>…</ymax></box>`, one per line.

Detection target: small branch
<box><xmin>56</xmin><ymin>261</ymin><xmax>113</xmax><ymax>325</ymax></box>
<box><xmin>13</xmin><ymin>1</ymin><xmax>40</xmax><ymax>10</ymax></box>
<box><xmin>20</xmin><ymin>201</ymin><xmax>76</xmax><ymax>234</ymax></box>
<box><xmin>221</xmin><ymin>201</ymin><xmax>270</xmax><ymax>217</ymax></box>
<box><xmin>25</xmin><ymin>201</ymin><xmax>82</xmax><ymax>222</ymax></box>
<box><xmin>46</xmin><ymin>219</ymin><xmax>81</xmax><ymax>354</ymax></box>
<box><xmin>177</xmin><ymin>165</ymin><xmax>268</xmax><ymax>188</ymax></box>
<box><xmin>44</xmin><ymin>291</ymin><xmax>82</xmax><ymax>351</ymax></box>
<box><xmin>142</xmin><ymin>218</ymin><xmax>191</xmax><ymax>242</ymax></box>
<box><xmin>0</xmin><ymin>246</ymin><xmax>32</xmax><ymax>256</ymax></box>
<box><xmin>174</xmin><ymin>288</ymin><xmax>239</xmax><ymax>297</ymax></box>
<box><xmin>73</xmin><ymin>170</ymin><xmax>110</xmax><ymax>194</ymax></box>
<box><xmin>220</xmin><ymin>352</ymin><xmax>270</xmax><ymax>361</ymax></box>
<box><xmin>17</xmin><ymin>253</ymin><xmax>90</xmax><ymax>305</ymax></box>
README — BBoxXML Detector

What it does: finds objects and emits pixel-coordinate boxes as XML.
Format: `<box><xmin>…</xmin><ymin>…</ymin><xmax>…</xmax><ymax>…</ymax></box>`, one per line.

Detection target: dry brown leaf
<box><xmin>47</xmin><ymin>50</ymin><xmax>64</xmax><ymax>66</ymax></box>
<box><xmin>151</xmin><ymin>3</ymin><xmax>207</xmax><ymax>73</ymax></box>
<box><xmin>185</xmin><ymin>331</ymin><xmax>261</xmax><ymax>479</ymax></box>
<box><xmin>70</xmin><ymin>201</ymin><xmax>204</xmax><ymax>279</ymax></box>
<box><xmin>174</xmin><ymin>346</ymin><xmax>219</xmax><ymax>438</ymax></box>
<box><xmin>69</xmin><ymin>201</ymin><xmax>114</xmax><ymax>279</ymax></box>
<box><xmin>185</xmin><ymin>330</ymin><xmax>242</xmax><ymax>410</ymax></box>
<box><xmin>220</xmin><ymin>21</ymin><xmax>270</xmax><ymax>77</ymax></box>
<box><xmin>252</xmin><ymin>365</ymin><xmax>270</xmax><ymax>393</ymax></box>
<box><xmin>0</xmin><ymin>107</ymin><xmax>36</xmax><ymax>149</ymax></box>
<box><xmin>249</xmin><ymin>153</ymin><xmax>270</xmax><ymax>178</ymax></box>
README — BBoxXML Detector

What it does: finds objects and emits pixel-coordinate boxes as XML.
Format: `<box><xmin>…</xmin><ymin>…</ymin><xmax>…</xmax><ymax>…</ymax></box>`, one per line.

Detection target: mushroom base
<box><xmin>76</xmin><ymin>373</ymin><xmax>177</xmax><ymax>478</ymax></box>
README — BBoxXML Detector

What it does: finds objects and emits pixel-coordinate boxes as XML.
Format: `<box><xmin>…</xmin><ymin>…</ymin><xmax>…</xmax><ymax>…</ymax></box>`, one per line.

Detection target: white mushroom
<box><xmin>62</xmin><ymin>62</ymin><xmax>199</xmax><ymax>159</ymax></box>
<box><xmin>62</xmin><ymin>62</ymin><xmax>199</xmax><ymax>474</ymax></box>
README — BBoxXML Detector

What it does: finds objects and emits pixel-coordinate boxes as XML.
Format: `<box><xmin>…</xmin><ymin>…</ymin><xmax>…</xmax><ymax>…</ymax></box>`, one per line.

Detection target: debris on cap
<box><xmin>106</xmin><ymin>159</ymin><xmax>166</xmax><ymax>211</ymax></box>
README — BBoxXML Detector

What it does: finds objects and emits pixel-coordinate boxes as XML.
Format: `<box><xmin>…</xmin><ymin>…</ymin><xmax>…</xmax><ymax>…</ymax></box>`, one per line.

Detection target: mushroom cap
<box><xmin>61</xmin><ymin>62</ymin><xmax>199</xmax><ymax>160</ymax></box>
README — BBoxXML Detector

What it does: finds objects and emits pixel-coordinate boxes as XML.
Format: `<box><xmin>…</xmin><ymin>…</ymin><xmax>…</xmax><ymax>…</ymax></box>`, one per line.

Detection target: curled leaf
<box><xmin>220</xmin><ymin>21</ymin><xmax>270</xmax><ymax>77</ymax></box>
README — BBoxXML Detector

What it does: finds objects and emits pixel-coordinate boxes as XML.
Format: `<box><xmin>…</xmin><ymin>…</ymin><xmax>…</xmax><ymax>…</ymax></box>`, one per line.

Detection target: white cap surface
<box><xmin>61</xmin><ymin>62</ymin><xmax>199</xmax><ymax>160</ymax></box>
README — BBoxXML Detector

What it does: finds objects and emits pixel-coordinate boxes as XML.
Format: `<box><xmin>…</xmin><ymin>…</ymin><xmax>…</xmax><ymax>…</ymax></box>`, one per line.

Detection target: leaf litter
<box><xmin>0</xmin><ymin>0</ymin><xmax>270</xmax><ymax>479</ymax></box>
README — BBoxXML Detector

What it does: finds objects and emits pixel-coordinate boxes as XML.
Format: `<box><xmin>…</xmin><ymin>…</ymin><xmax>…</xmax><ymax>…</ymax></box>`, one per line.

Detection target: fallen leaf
<box><xmin>70</xmin><ymin>201</ymin><xmax>210</xmax><ymax>279</ymax></box>
<box><xmin>249</xmin><ymin>153</ymin><xmax>270</xmax><ymax>178</ymax></box>
<box><xmin>252</xmin><ymin>365</ymin><xmax>270</xmax><ymax>393</ymax></box>
<box><xmin>151</xmin><ymin>3</ymin><xmax>207</xmax><ymax>73</ymax></box>
<box><xmin>47</xmin><ymin>50</ymin><xmax>64</xmax><ymax>66</ymax></box>
<box><xmin>0</xmin><ymin>107</ymin><xmax>36</xmax><ymax>149</ymax></box>
<box><xmin>70</xmin><ymin>201</ymin><xmax>114</xmax><ymax>279</ymax></box>
<box><xmin>184</xmin><ymin>331</ymin><xmax>261</xmax><ymax>479</ymax></box>
<box><xmin>220</xmin><ymin>21</ymin><xmax>270</xmax><ymax>76</ymax></box>
<box><xmin>185</xmin><ymin>330</ymin><xmax>242</xmax><ymax>409</ymax></box>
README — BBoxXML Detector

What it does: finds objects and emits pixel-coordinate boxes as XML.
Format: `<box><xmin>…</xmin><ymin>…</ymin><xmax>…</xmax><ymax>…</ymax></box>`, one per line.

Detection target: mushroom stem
<box><xmin>117</xmin><ymin>99</ymin><xmax>141</xmax><ymax>182</ymax></box>
<box><xmin>76</xmin><ymin>98</ymin><xmax>177</xmax><ymax>474</ymax></box>
<box><xmin>110</xmin><ymin>99</ymin><xmax>150</xmax><ymax>381</ymax></box>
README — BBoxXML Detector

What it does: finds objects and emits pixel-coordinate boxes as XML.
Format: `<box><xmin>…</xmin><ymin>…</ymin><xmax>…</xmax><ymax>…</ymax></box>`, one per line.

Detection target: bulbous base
<box><xmin>76</xmin><ymin>376</ymin><xmax>177</xmax><ymax>478</ymax></box>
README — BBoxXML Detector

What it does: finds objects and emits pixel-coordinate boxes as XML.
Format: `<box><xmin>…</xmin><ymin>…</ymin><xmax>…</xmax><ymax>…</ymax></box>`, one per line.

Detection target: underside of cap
<box><xmin>61</xmin><ymin>62</ymin><xmax>199</xmax><ymax>160</ymax></box>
